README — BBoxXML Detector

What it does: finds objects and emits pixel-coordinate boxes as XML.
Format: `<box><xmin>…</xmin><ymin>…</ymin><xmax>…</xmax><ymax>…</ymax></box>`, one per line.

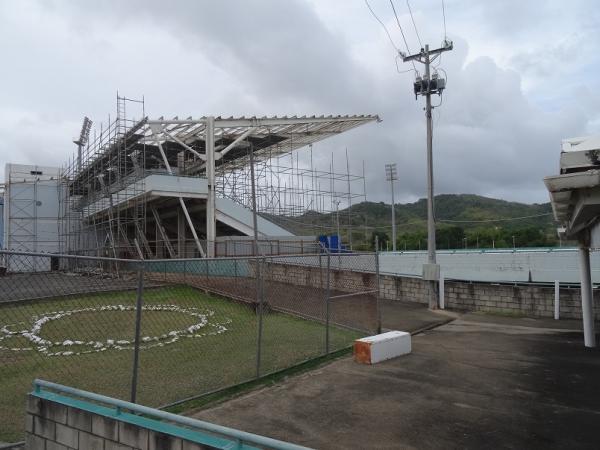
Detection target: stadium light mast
<box><xmin>385</xmin><ymin>163</ymin><xmax>398</xmax><ymax>251</ymax></box>
<box><xmin>402</xmin><ymin>40</ymin><xmax>453</xmax><ymax>309</ymax></box>
<box><xmin>73</xmin><ymin>117</ymin><xmax>92</xmax><ymax>173</ymax></box>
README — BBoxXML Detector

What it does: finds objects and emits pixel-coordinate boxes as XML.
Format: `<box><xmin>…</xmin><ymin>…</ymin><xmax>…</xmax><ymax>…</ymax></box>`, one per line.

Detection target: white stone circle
<box><xmin>0</xmin><ymin>304</ymin><xmax>231</xmax><ymax>357</ymax></box>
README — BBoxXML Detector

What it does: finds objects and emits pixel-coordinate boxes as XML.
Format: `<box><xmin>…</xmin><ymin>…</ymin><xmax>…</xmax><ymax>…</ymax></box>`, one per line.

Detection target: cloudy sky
<box><xmin>1</xmin><ymin>0</ymin><xmax>599</xmax><ymax>204</ymax></box>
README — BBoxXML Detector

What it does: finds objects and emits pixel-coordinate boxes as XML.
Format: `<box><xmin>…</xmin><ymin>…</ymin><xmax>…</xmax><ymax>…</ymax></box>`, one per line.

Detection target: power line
<box><xmin>395</xmin><ymin>54</ymin><xmax>416</xmax><ymax>74</ymax></box>
<box><xmin>442</xmin><ymin>0</ymin><xmax>447</xmax><ymax>40</ymax></box>
<box><xmin>270</xmin><ymin>210</ymin><xmax>553</xmax><ymax>230</ymax></box>
<box><xmin>389</xmin><ymin>0</ymin><xmax>412</xmax><ymax>54</ymax></box>
<box><xmin>388</xmin><ymin>0</ymin><xmax>418</xmax><ymax>73</ymax></box>
<box><xmin>405</xmin><ymin>0</ymin><xmax>422</xmax><ymax>49</ymax></box>
<box><xmin>438</xmin><ymin>213</ymin><xmax>553</xmax><ymax>224</ymax></box>
<box><xmin>364</xmin><ymin>0</ymin><xmax>401</xmax><ymax>54</ymax></box>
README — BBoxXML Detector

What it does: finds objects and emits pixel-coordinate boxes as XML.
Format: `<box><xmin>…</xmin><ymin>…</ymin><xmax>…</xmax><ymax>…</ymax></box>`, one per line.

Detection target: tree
<box><xmin>371</xmin><ymin>230</ymin><xmax>389</xmax><ymax>251</ymax></box>
<box><xmin>436</xmin><ymin>225</ymin><xmax>465</xmax><ymax>249</ymax></box>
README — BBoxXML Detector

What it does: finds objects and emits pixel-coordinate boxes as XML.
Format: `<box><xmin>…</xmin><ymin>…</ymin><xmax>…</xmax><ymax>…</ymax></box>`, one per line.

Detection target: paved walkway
<box><xmin>190</xmin><ymin>311</ymin><xmax>600</xmax><ymax>449</ymax></box>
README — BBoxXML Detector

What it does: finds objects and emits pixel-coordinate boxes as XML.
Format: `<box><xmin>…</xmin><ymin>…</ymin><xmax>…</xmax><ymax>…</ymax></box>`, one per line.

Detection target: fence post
<box><xmin>319</xmin><ymin>250</ymin><xmax>323</xmax><ymax>289</ymax></box>
<box><xmin>255</xmin><ymin>256</ymin><xmax>265</xmax><ymax>378</ymax></box>
<box><xmin>325</xmin><ymin>250</ymin><xmax>331</xmax><ymax>354</ymax></box>
<box><xmin>183</xmin><ymin>259</ymin><xmax>187</xmax><ymax>284</ymax></box>
<box><xmin>439</xmin><ymin>271</ymin><xmax>445</xmax><ymax>310</ymax></box>
<box><xmin>554</xmin><ymin>280</ymin><xmax>560</xmax><ymax>320</ymax></box>
<box><xmin>130</xmin><ymin>262</ymin><xmax>144</xmax><ymax>403</ymax></box>
<box><xmin>205</xmin><ymin>258</ymin><xmax>209</xmax><ymax>283</ymax></box>
<box><xmin>375</xmin><ymin>247</ymin><xmax>381</xmax><ymax>334</ymax></box>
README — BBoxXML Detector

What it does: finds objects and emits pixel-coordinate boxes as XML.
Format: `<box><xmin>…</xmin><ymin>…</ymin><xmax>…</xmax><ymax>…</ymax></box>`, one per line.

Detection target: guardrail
<box><xmin>32</xmin><ymin>379</ymin><xmax>311</xmax><ymax>450</ymax></box>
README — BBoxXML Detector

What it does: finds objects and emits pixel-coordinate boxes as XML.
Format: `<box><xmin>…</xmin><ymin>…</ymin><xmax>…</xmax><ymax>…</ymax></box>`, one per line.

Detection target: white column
<box><xmin>578</xmin><ymin>243</ymin><xmax>596</xmax><ymax>348</ymax></box>
<box><xmin>206</xmin><ymin>116</ymin><xmax>216</xmax><ymax>258</ymax></box>
<box><xmin>554</xmin><ymin>280</ymin><xmax>560</xmax><ymax>320</ymax></box>
<box><xmin>439</xmin><ymin>272</ymin><xmax>445</xmax><ymax>310</ymax></box>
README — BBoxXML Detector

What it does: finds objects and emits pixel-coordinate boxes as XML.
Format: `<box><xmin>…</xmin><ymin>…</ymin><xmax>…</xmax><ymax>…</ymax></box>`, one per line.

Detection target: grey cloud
<box><xmin>1</xmin><ymin>0</ymin><xmax>598</xmax><ymax>207</ymax></box>
<box><xmin>51</xmin><ymin>0</ymin><xmax>372</xmax><ymax>112</ymax></box>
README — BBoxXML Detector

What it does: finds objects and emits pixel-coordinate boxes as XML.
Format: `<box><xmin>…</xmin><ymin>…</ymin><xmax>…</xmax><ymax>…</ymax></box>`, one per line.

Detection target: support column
<box><xmin>155</xmin><ymin>220</ymin><xmax>164</xmax><ymax>259</ymax></box>
<box><xmin>578</xmin><ymin>240</ymin><xmax>596</xmax><ymax>348</ymax></box>
<box><xmin>177</xmin><ymin>207</ymin><xmax>186</xmax><ymax>258</ymax></box>
<box><xmin>206</xmin><ymin>116</ymin><xmax>216</xmax><ymax>258</ymax></box>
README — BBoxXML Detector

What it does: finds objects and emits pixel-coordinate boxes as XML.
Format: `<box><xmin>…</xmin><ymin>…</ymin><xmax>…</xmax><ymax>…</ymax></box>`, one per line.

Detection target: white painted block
<box><xmin>354</xmin><ymin>330</ymin><xmax>411</xmax><ymax>364</ymax></box>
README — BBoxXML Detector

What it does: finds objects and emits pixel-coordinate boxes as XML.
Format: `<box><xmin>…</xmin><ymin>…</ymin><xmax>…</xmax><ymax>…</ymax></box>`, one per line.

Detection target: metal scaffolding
<box><xmin>58</xmin><ymin>96</ymin><xmax>379</xmax><ymax>259</ymax></box>
<box><xmin>215</xmin><ymin>145</ymin><xmax>368</xmax><ymax>239</ymax></box>
<box><xmin>60</xmin><ymin>94</ymin><xmax>147</xmax><ymax>258</ymax></box>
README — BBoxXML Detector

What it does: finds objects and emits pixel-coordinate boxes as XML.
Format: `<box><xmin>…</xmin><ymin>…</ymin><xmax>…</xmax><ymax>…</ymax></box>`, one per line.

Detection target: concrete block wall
<box><xmin>444</xmin><ymin>279</ymin><xmax>600</xmax><ymax>320</ymax></box>
<box><xmin>25</xmin><ymin>394</ymin><xmax>209</xmax><ymax>450</ymax></box>
<box><xmin>264</xmin><ymin>262</ymin><xmax>599</xmax><ymax>320</ymax></box>
<box><xmin>380</xmin><ymin>274</ymin><xmax>600</xmax><ymax>319</ymax></box>
<box><xmin>264</xmin><ymin>262</ymin><xmax>376</xmax><ymax>293</ymax></box>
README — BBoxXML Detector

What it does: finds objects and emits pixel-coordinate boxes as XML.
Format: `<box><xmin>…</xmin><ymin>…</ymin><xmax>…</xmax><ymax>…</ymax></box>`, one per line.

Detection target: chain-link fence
<box><xmin>0</xmin><ymin>249</ymin><xmax>379</xmax><ymax>442</ymax></box>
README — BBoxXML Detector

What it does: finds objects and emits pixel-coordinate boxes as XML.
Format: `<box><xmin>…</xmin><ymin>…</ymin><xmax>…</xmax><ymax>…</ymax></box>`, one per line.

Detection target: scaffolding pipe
<box><xmin>162</xmin><ymin>128</ymin><xmax>206</xmax><ymax>161</ymax></box>
<box><xmin>154</xmin><ymin>136</ymin><xmax>205</xmax><ymax>258</ymax></box>
<box><xmin>206</xmin><ymin>116</ymin><xmax>216</xmax><ymax>258</ymax></box>
<box><xmin>218</xmin><ymin>128</ymin><xmax>254</xmax><ymax>159</ymax></box>
<box><xmin>179</xmin><ymin>198</ymin><xmax>206</xmax><ymax>258</ymax></box>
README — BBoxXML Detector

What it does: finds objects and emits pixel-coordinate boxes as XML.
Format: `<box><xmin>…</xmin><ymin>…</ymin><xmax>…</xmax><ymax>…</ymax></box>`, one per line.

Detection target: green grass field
<box><xmin>0</xmin><ymin>285</ymin><xmax>360</xmax><ymax>442</ymax></box>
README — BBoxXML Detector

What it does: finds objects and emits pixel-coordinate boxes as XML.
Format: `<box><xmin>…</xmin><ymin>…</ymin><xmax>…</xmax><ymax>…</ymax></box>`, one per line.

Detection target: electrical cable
<box><xmin>395</xmin><ymin>54</ymin><xmax>417</xmax><ymax>74</ymax></box>
<box><xmin>389</xmin><ymin>0</ymin><xmax>412</xmax><ymax>53</ymax></box>
<box><xmin>388</xmin><ymin>0</ymin><xmax>418</xmax><ymax>73</ymax></box>
<box><xmin>268</xmin><ymin>208</ymin><xmax>552</xmax><ymax>230</ymax></box>
<box><xmin>442</xmin><ymin>0</ymin><xmax>447</xmax><ymax>40</ymax></box>
<box><xmin>406</xmin><ymin>0</ymin><xmax>422</xmax><ymax>49</ymax></box>
<box><xmin>433</xmin><ymin>51</ymin><xmax>442</xmax><ymax>68</ymax></box>
<box><xmin>364</xmin><ymin>0</ymin><xmax>401</xmax><ymax>54</ymax></box>
<box><xmin>438</xmin><ymin>213</ymin><xmax>553</xmax><ymax>223</ymax></box>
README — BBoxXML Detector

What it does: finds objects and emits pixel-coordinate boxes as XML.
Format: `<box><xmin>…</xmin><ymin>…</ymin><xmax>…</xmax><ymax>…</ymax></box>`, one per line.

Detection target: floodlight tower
<box><xmin>402</xmin><ymin>40</ymin><xmax>453</xmax><ymax>308</ymax></box>
<box><xmin>73</xmin><ymin>117</ymin><xmax>92</xmax><ymax>173</ymax></box>
<box><xmin>385</xmin><ymin>163</ymin><xmax>398</xmax><ymax>251</ymax></box>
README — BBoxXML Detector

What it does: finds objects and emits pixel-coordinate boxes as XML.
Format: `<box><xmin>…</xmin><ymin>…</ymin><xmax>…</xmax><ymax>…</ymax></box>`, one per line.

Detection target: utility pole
<box><xmin>385</xmin><ymin>163</ymin><xmax>398</xmax><ymax>251</ymax></box>
<box><xmin>403</xmin><ymin>40</ymin><xmax>452</xmax><ymax>309</ymax></box>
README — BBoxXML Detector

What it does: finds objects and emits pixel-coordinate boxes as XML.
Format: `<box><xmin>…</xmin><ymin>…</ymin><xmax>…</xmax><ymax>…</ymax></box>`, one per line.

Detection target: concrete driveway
<box><xmin>190</xmin><ymin>311</ymin><xmax>600</xmax><ymax>449</ymax></box>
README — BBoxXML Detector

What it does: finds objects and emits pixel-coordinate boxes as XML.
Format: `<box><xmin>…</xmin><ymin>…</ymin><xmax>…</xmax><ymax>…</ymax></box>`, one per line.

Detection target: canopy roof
<box><xmin>544</xmin><ymin>134</ymin><xmax>600</xmax><ymax>238</ymax></box>
<box><xmin>73</xmin><ymin>114</ymin><xmax>380</xmax><ymax>184</ymax></box>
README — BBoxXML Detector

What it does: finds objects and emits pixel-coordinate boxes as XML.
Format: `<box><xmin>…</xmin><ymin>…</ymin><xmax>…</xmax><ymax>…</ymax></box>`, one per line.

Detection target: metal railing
<box><xmin>0</xmin><ymin>249</ymin><xmax>379</xmax><ymax>442</ymax></box>
<box><xmin>33</xmin><ymin>379</ymin><xmax>311</xmax><ymax>450</ymax></box>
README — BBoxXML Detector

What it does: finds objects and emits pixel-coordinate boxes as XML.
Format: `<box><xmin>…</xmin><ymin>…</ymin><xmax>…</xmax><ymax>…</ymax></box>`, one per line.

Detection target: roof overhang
<box><xmin>545</xmin><ymin>134</ymin><xmax>600</xmax><ymax>239</ymax></box>
<box><xmin>146</xmin><ymin>115</ymin><xmax>382</xmax><ymax>172</ymax></box>
<box><xmin>544</xmin><ymin>170</ymin><xmax>600</xmax><ymax>239</ymax></box>
<box><xmin>73</xmin><ymin>114</ymin><xmax>381</xmax><ymax>185</ymax></box>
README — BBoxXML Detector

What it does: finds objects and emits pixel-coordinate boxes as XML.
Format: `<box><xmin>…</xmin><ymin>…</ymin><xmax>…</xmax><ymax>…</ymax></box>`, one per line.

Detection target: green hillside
<box><xmin>265</xmin><ymin>194</ymin><xmax>560</xmax><ymax>250</ymax></box>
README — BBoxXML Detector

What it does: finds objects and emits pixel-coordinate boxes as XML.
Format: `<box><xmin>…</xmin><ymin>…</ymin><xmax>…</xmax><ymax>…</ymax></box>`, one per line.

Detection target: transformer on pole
<box><xmin>402</xmin><ymin>40</ymin><xmax>452</xmax><ymax>308</ymax></box>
